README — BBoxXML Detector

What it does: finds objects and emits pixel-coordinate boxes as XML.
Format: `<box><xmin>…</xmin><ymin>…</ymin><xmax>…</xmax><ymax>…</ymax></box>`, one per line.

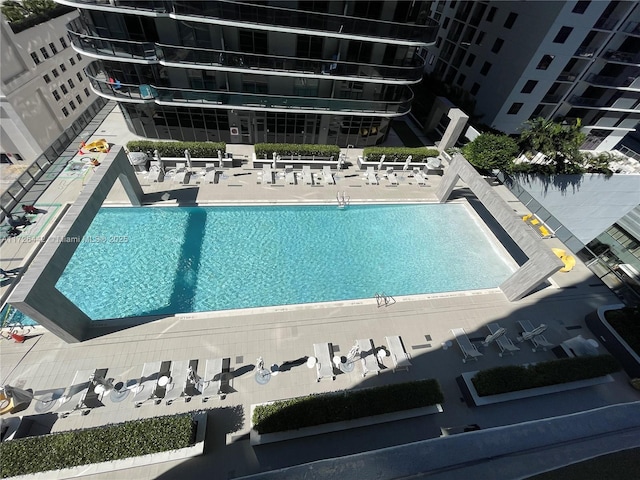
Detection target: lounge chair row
<box><xmin>146</xmin><ymin>162</ymin><xmax>223</xmax><ymax>184</ymax></box>
<box><xmin>451</xmin><ymin>321</ymin><xmax>554</xmax><ymax>362</ymax></box>
<box><xmin>312</xmin><ymin>335</ymin><xmax>412</xmax><ymax>381</ymax></box>
<box><xmin>45</xmin><ymin>358</ymin><xmax>232</xmax><ymax>417</ymax></box>
<box><xmin>260</xmin><ymin>165</ymin><xmax>335</xmax><ymax>185</ymax></box>
<box><xmin>364</xmin><ymin>167</ymin><xmax>427</xmax><ymax>186</ymax></box>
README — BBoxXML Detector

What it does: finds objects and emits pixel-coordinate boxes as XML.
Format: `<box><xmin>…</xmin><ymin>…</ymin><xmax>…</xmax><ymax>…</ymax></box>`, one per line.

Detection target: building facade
<box><xmin>1</xmin><ymin>7</ymin><xmax>99</xmax><ymax>163</ymax></box>
<box><xmin>424</xmin><ymin>1</ymin><xmax>639</xmax><ymax>151</ymax></box>
<box><xmin>55</xmin><ymin>0</ymin><xmax>437</xmax><ymax>147</ymax></box>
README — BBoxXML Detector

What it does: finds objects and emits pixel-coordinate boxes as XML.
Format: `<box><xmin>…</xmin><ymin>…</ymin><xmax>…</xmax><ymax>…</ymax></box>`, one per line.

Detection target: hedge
<box><xmin>471</xmin><ymin>355</ymin><xmax>620</xmax><ymax>397</ymax></box>
<box><xmin>606</xmin><ymin>307</ymin><xmax>640</xmax><ymax>355</ymax></box>
<box><xmin>126</xmin><ymin>140</ymin><xmax>226</xmax><ymax>158</ymax></box>
<box><xmin>252</xmin><ymin>379</ymin><xmax>443</xmax><ymax>434</ymax></box>
<box><xmin>0</xmin><ymin>414</ymin><xmax>196</xmax><ymax>478</ymax></box>
<box><xmin>254</xmin><ymin>143</ymin><xmax>341</xmax><ymax>158</ymax></box>
<box><xmin>363</xmin><ymin>147</ymin><xmax>440</xmax><ymax>162</ymax></box>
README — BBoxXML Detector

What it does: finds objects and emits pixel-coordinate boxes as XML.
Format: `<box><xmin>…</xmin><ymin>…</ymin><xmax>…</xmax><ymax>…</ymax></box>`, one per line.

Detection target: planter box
<box><xmin>9</xmin><ymin>412</ymin><xmax>207</xmax><ymax>480</ymax></box>
<box><xmin>586</xmin><ymin>304</ymin><xmax>640</xmax><ymax>377</ymax></box>
<box><xmin>249</xmin><ymin>402</ymin><xmax>442</xmax><ymax>445</ymax></box>
<box><xmin>459</xmin><ymin>371</ymin><xmax>614</xmax><ymax>407</ymax></box>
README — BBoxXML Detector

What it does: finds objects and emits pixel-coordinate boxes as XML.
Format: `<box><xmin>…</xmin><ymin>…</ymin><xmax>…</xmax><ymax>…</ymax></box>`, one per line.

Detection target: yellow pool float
<box><xmin>552</xmin><ymin>248</ymin><xmax>576</xmax><ymax>272</ymax></box>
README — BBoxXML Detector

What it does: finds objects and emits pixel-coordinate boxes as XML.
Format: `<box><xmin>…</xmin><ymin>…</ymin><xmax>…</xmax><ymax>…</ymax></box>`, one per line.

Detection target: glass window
<box><xmin>456</xmin><ymin>73</ymin><xmax>466</xmax><ymax>86</ymax></box>
<box><xmin>507</xmin><ymin>102</ymin><xmax>523</xmax><ymax>115</ymax></box>
<box><xmin>443</xmin><ymin>17</ymin><xmax>450</xmax><ymax>29</ymax></box>
<box><xmin>435</xmin><ymin>36</ymin><xmax>442</xmax><ymax>48</ymax></box>
<box><xmin>536</xmin><ymin>54</ymin><xmax>555</xmax><ymax>70</ymax></box>
<box><xmin>61</xmin><ymin>84</ymin><xmax>68</xmax><ymax>94</ymax></box>
<box><xmin>52</xmin><ymin>90</ymin><xmax>61</xmax><ymax>101</ymax></box>
<box><xmin>521</xmin><ymin>80</ymin><xmax>538</xmax><ymax>93</ymax></box>
<box><xmin>52</xmin><ymin>68</ymin><xmax>59</xmax><ymax>78</ymax></box>
<box><xmin>30</xmin><ymin>52</ymin><xmax>40</xmax><ymax>65</ymax></box>
<box><xmin>465</xmin><ymin>53</ymin><xmax>476</xmax><ymax>67</ymax></box>
<box><xmin>43</xmin><ymin>74</ymin><xmax>51</xmax><ymax>84</ymax></box>
<box><xmin>68</xmin><ymin>79</ymin><xmax>75</xmax><ymax>89</ymax></box>
<box><xmin>62</xmin><ymin>107</ymin><xmax>69</xmax><ymax>117</ymax></box>
<box><xmin>475</xmin><ymin>31</ymin><xmax>485</xmax><ymax>45</ymax></box>
<box><xmin>504</xmin><ymin>12</ymin><xmax>518</xmax><ymax>29</ymax></box>
<box><xmin>76</xmin><ymin>94</ymin><xmax>82</xmax><ymax>104</ymax></box>
<box><xmin>70</xmin><ymin>57</ymin><xmax>76</xmax><ymax>66</ymax></box>
<box><xmin>77</xmin><ymin>72</ymin><xmax>83</xmax><ymax>82</ymax></box>
<box><xmin>69</xmin><ymin>101</ymin><xmax>76</xmax><ymax>111</ymax></box>
<box><xmin>40</xmin><ymin>47</ymin><xmax>49</xmax><ymax>59</ymax></box>
<box><xmin>470</xmin><ymin>83</ymin><xmax>480</xmax><ymax>95</ymax></box>
<box><xmin>77</xmin><ymin>53</ymin><xmax>82</xmax><ymax>60</ymax></box>
<box><xmin>573</xmin><ymin>1</ymin><xmax>590</xmax><ymax>14</ymax></box>
<box><xmin>49</xmin><ymin>42</ymin><xmax>58</xmax><ymax>55</ymax></box>
<box><xmin>84</xmin><ymin>87</ymin><xmax>90</xmax><ymax>97</ymax></box>
<box><xmin>480</xmin><ymin>61</ymin><xmax>492</xmax><ymax>75</ymax></box>
<box><xmin>59</xmin><ymin>37</ymin><xmax>67</xmax><ymax>48</ymax></box>
<box><xmin>553</xmin><ymin>26</ymin><xmax>574</xmax><ymax>43</ymax></box>
<box><xmin>491</xmin><ymin>38</ymin><xmax>504</xmax><ymax>54</ymax></box>
<box><xmin>486</xmin><ymin>6</ymin><xmax>497</xmax><ymax>21</ymax></box>
<box><xmin>530</xmin><ymin>104</ymin><xmax>545</xmax><ymax>118</ymax></box>
<box><xmin>60</xmin><ymin>63</ymin><xmax>67</xmax><ymax>72</ymax></box>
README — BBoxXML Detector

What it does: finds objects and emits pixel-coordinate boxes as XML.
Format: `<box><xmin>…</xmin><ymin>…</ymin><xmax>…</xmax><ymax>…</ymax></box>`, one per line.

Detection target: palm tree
<box><xmin>518</xmin><ymin>117</ymin><xmax>585</xmax><ymax>173</ymax></box>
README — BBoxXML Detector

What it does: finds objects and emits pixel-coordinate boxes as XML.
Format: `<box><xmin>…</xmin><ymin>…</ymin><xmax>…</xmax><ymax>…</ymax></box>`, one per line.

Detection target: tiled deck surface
<box><xmin>1</xmin><ymin>106</ymin><xmax>639</xmax><ymax>480</ymax></box>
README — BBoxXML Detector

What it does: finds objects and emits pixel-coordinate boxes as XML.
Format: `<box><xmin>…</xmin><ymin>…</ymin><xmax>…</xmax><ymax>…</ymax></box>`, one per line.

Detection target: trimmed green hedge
<box><xmin>606</xmin><ymin>307</ymin><xmax>640</xmax><ymax>355</ymax></box>
<box><xmin>126</xmin><ymin>140</ymin><xmax>226</xmax><ymax>157</ymax></box>
<box><xmin>471</xmin><ymin>355</ymin><xmax>620</xmax><ymax>397</ymax></box>
<box><xmin>363</xmin><ymin>147</ymin><xmax>440</xmax><ymax>162</ymax></box>
<box><xmin>253</xmin><ymin>379</ymin><xmax>443</xmax><ymax>435</ymax></box>
<box><xmin>0</xmin><ymin>414</ymin><xmax>196</xmax><ymax>478</ymax></box>
<box><xmin>254</xmin><ymin>143</ymin><xmax>340</xmax><ymax>158</ymax></box>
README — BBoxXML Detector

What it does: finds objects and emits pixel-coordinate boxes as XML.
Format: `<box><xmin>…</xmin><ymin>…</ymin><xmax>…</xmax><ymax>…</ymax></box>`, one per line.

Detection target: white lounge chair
<box><xmin>147</xmin><ymin>161</ymin><xmax>164</xmax><ymax>182</ymax></box>
<box><xmin>323</xmin><ymin>165</ymin><xmax>335</xmax><ymax>185</ymax></box>
<box><xmin>517</xmin><ymin>320</ymin><xmax>554</xmax><ymax>352</ymax></box>
<box><xmin>451</xmin><ymin>328</ymin><xmax>483</xmax><ymax>363</ymax></box>
<box><xmin>204</xmin><ymin>163</ymin><xmax>217</xmax><ymax>184</ymax></box>
<box><xmin>386</xmin><ymin>168</ymin><xmax>398</xmax><ymax>186</ymax></box>
<box><xmin>132</xmin><ymin>361</ymin><xmax>162</xmax><ymax>407</ymax></box>
<box><xmin>366</xmin><ymin>167</ymin><xmax>378</xmax><ymax>185</ymax></box>
<box><xmin>313</xmin><ymin>343</ymin><xmax>335</xmax><ymax>382</ymax></box>
<box><xmin>486</xmin><ymin>323</ymin><xmax>520</xmax><ymax>357</ymax></box>
<box><xmin>198</xmin><ymin>357</ymin><xmax>230</xmax><ymax>401</ymax></box>
<box><xmin>162</xmin><ymin>360</ymin><xmax>190</xmax><ymax>405</ymax></box>
<box><xmin>413</xmin><ymin>168</ymin><xmax>427</xmax><ymax>186</ymax></box>
<box><xmin>357</xmin><ymin>338</ymin><xmax>381</xmax><ymax>377</ymax></box>
<box><xmin>172</xmin><ymin>163</ymin><xmax>190</xmax><ymax>184</ymax></box>
<box><xmin>261</xmin><ymin>164</ymin><xmax>274</xmax><ymax>184</ymax></box>
<box><xmin>385</xmin><ymin>335</ymin><xmax>412</xmax><ymax>372</ymax></box>
<box><xmin>301</xmin><ymin>165</ymin><xmax>314</xmax><ymax>185</ymax></box>
<box><xmin>56</xmin><ymin>368</ymin><xmax>107</xmax><ymax>417</ymax></box>
<box><xmin>285</xmin><ymin>166</ymin><xmax>296</xmax><ymax>185</ymax></box>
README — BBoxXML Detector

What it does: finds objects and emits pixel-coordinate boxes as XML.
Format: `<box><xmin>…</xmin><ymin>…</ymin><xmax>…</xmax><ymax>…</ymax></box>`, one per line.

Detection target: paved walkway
<box><xmin>1</xmin><ymin>104</ymin><xmax>638</xmax><ymax>480</ymax></box>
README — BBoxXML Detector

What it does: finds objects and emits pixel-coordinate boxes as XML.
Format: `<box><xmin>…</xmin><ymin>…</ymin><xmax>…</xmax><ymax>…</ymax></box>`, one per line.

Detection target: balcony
<box><xmin>568</xmin><ymin>95</ymin><xmax>639</xmax><ymax>111</ymax></box>
<box><xmin>603</xmin><ymin>50</ymin><xmax>640</xmax><ymax>65</ymax></box>
<box><xmin>586</xmin><ymin>73</ymin><xmax>640</xmax><ymax>89</ymax></box>
<box><xmin>557</xmin><ymin>72</ymin><xmax>577</xmax><ymax>83</ymax></box>
<box><xmin>593</xmin><ymin>16</ymin><xmax>621</xmax><ymax>31</ymax></box>
<box><xmin>58</xmin><ymin>0</ymin><xmax>438</xmax><ymax>45</ymax></box>
<box><xmin>623</xmin><ymin>21</ymin><xmax>640</xmax><ymax>37</ymax></box>
<box><xmin>574</xmin><ymin>46</ymin><xmax>598</xmax><ymax>58</ymax></box>
<box><xmin>68</xmin><ymin>21</ymin><xmax>157</xmax><ymax>62</ymax></box>
<box><xmin>541</xmin><ymin>94</ymin><xmax>562</xmax><ymax>104</ymax></box>
<box><xmin>85</xmin><ymin>71</ymin><xmax>413</xmax><ymax>116</ymax></box>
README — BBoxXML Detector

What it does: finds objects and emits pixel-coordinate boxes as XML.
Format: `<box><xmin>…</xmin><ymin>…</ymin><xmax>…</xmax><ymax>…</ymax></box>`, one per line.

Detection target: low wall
<box><xmin>253</xmin><ymin>157</ymin><xmax>338</xmax><ymax>169</ymax></box>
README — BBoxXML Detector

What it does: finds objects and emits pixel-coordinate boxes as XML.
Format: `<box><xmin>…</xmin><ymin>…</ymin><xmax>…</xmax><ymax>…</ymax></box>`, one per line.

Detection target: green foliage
<box><xmin>471</xmin><ymin>355</ymin><xmax>621</xmax><ymax>396</ymax></box>
<box><xmin>252</xmin><ymin>379</ymin><xmax>443</xmax><ymax>434</ymax></box>
<box><xmin>254</xmin><ymin>143</ymin><xmax>340</xmax><ymax>158</ymax></box>
<box><xmin>518</xmin><ymin>117</ymin><xmax>586</xmax><ymax>173</ymax></box>
<box><xmin>0</xmin><ymin>414</ymin><xmax>196</xmax><ymax>478</ymax></box>
<box><xmin>363</xmin><ymin>146</ymin><xmax>440</xmax><ymax>162</ymax></box>
<box><xmin>461</xmin><ymin>133</ymin><xmax>519</xmax><ymax>172</ymax></box>
<box><xmin>126</xmin><ymin>140</ymin><xmax>225</xmax><ymax>158</ymax></box>
<box><xmin>606</xmin><ymin>307</ymin><xmax>640</xmax><ymax>355</ymax></box>
<box><xmin>2</xmin><ymin>0</ymin><xmax>72</xmax><ymax>33</ymax></box>
<box><xmin>582</xmin><ymin>151</ymin><xmax>614</xmax><ymax>176</ymax></box>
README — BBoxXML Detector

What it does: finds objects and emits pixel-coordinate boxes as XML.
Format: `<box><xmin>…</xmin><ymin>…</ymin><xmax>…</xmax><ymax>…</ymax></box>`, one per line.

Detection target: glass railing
<box><xmin>68</xmin><ymin>21</ymin><xmax>157</xmax><ymax>61</ymax></box>
<box><xmin>60</xmin><ymin>0</ymin><xmax>437</xmax><ymax>44</ymax></box>
<box><xmin>603</xmin><ymin>50</ymin><xmax>640</xmax><ymax>65</ymax></box>
<box><xmin>586</xmin><ymin>73</ymin><xmax>639</xmax><ymax>88</ymax></box>
<box><xmin>623</xmin><ymin>21</ymin><xmax>640</xmax><ymax>36</ymax></box>
<box><xmin>85</xmin><ymin>70</ymin><xmax>413</xmax><ymax>114</ymax></box>
<box><xmin>568</xmin><ymin>95</ymin><xmax>639</xmax><ymax>109</ymax></box>
<box><xmin>574</xmin><ymin>46</ymin><xmax>597</xmax><ymax>58</ymax></box>
<box><xmin>160</xmin><ymin>45</ymin><xmax>424</xmax><ymax>82</ymax></box>
<box><xmin>541</xmin><ymin>94</ymin><xmax>561</xmax><ymax>103</ymax></box>
<box><xmin>594</xmin><ymin>16</ymin><xmax>621</xmax><ymax>31</ymax></box>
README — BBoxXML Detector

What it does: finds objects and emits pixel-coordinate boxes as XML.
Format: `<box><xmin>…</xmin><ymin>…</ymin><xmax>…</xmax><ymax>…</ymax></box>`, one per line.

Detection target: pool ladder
<box><xmin>375</xmin><ymin>292</ymin><xmax>396</xmax><ymax>308</ymax></box>
<box><xmin>337</xmin><ymin>191</ymin><xmax>350</xmax><ymax>208</ymax></box>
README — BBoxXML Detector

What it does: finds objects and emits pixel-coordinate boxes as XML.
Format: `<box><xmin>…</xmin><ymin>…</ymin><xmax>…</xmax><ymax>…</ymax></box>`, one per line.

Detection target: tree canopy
<box><xmin>461</xmin><ymin>133</ymin><xmax>519</xmax><ymax>172</ymax></box>
<box><xmin>1</xmin><ymin>0</ymin><xmax>56</xmax><ymax>22</ymax></box>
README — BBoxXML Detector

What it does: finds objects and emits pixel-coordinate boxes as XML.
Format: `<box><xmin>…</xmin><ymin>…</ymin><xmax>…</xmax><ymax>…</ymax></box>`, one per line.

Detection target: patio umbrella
<box><xmin>184</xmin><ymin>149</ymin><xmax>192</xmax><ymax>171</ymax></box>
<box><xmin>401</xmin><ymin>155</ymin><xmax>412</xmax><ymax>178</ymax></box>
<box><xmin>378</xmin><ymin>154</ymin><xmax>386</xmax><ymax>171</ymax></box>
<box><xmin>337</xmin><ymin>153</ymin><xmax>344</xmax><ymax>172</ymax></box>
<box><xmin>520</xmin><ymin>324</ymin><xmax>547</xmax><ymax>342</ymax></box>
<box><xmin>154</xmin><ymin>149</ymin><xmax>163</xmax><ymax>170</ymax></box>
<box><xmin>482</xmin><ymin>328</ymin><xmax>506</xmax><ymax>346</ymax></box>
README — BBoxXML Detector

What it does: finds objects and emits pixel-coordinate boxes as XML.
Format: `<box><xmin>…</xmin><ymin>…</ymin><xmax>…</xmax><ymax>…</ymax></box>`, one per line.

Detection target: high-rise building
<box><xmin>1</xmin><ymin>5</ymin><xmax>99</xmax><ymax>163</ymax></box>
<box><xmin>56</xmin><ymin>0</ymin><xmax>438</xmax><ymax>147</ymax></box>
<box><xmin>424</xmin><ymin>1</ymin><xmax>639</xmax><ymax>151</ymax></box>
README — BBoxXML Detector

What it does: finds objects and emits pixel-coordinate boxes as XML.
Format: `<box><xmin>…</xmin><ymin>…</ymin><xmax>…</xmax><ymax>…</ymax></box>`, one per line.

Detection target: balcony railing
<box><xmin>623</xmin><ymin>21</ymin><xmax>640</xmax><ymax>36</ymax></box>
<box><xmin>58</xmin><ymin>0</ymin><xmax>438</xmax><ymax>44</ymax></box>
<box><xmin>574</xmin><ymin>46</ymin><xmax>597</xmax><ymax>58</ymax></box>
<box><xmin>541</xmin><ymin>94</ymin><xmax>561</xmax><ymax>104</ymax></box>
<box><xmin>557</xmin><ymin>72</ymin><xmax>577</xmax><ymax>82</ymax></box>
<box><xmin>568</xmin><ymin>95</ymin><xmax>639</xmax><ymax>110</ymax></box>
<box><xmin>85</xmin><ymin>71</ymin><xmax>413</xmax><ymax>115</ymax></box>
<box><xmin>603</xmin><ymin>50</ymin><xmax>640</xmax><ymax>65</ymax></box>
<box><xmin>586</xmin><ymin>73</ymin><xmax>639</xmax><ymax>88</ymax></box>
<box><xmin>68</xmin><ymin>19</ymin><xmax>425</xmax><ymax>82</ymax></box>
<box><xmin>593</xmin><ymin>16</ymin><xmax>621</xmax><ymax>31</ymax></box>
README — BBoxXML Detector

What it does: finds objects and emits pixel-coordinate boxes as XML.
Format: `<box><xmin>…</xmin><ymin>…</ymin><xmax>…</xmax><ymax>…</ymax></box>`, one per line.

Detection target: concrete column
<box><xmin>438</xmin><ymin>108</ymin><xmax>469</xmax><ymax>152</ymax></box>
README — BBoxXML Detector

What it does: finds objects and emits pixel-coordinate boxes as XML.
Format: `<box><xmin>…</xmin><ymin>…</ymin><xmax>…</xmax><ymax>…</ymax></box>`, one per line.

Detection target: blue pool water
<box><xmin>54</xmin><ymin>204</ymin><xmax>514</xmax><ymax>320</ymax></box>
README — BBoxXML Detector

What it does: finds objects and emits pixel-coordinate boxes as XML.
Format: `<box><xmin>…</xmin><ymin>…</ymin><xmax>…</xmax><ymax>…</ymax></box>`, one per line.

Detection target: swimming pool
<box><xmin>55</xmin><ymin>204</ymin><xmax>515</xmax><ymax>320</ymax></box>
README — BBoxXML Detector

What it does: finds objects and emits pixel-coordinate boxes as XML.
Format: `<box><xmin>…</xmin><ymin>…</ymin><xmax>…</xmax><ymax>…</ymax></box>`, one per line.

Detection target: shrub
<box><xmin>126</xmin><ymin>140</ymin><xmax>226</xmax><ymax>158</ymax></box>
<box><xmin>252</xmin><ymin>379</ymin><xmax>443</xmax><ymax>434</ymax></box>
<box><xmin>362</xmin><ymin>146</ymin><xmax>440</xmax><ymax>162</ymax></box>
<box><xmin>254</xmin><ymin>143</ymin><xmax>340</xmax><ymax>158</ymax></box>
<box><xmin>471</xmin><ymin>355</ymin><xmax>620</xmax><ymax>396</ymax></box>
<box><xmin>461</xmin><ymin>133</ymin><xmax>519</xmax><ymax>172</ymax></box>
<box><xmin>606</xmin><ymin>307</ymin><xmax>640</xmax><ymax>355</ymax></box>
<box><xmin>0</xmin><ymin>413</ymin><xmax>196</xmax><ymax>478</ymax></box>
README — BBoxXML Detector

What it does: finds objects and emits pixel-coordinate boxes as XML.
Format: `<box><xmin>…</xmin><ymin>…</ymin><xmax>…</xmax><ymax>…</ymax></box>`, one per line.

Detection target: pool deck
<box><xmin>1</xmin><ymin>106</ymin><xmax>639</xmax><ymax>479</ymax></box>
